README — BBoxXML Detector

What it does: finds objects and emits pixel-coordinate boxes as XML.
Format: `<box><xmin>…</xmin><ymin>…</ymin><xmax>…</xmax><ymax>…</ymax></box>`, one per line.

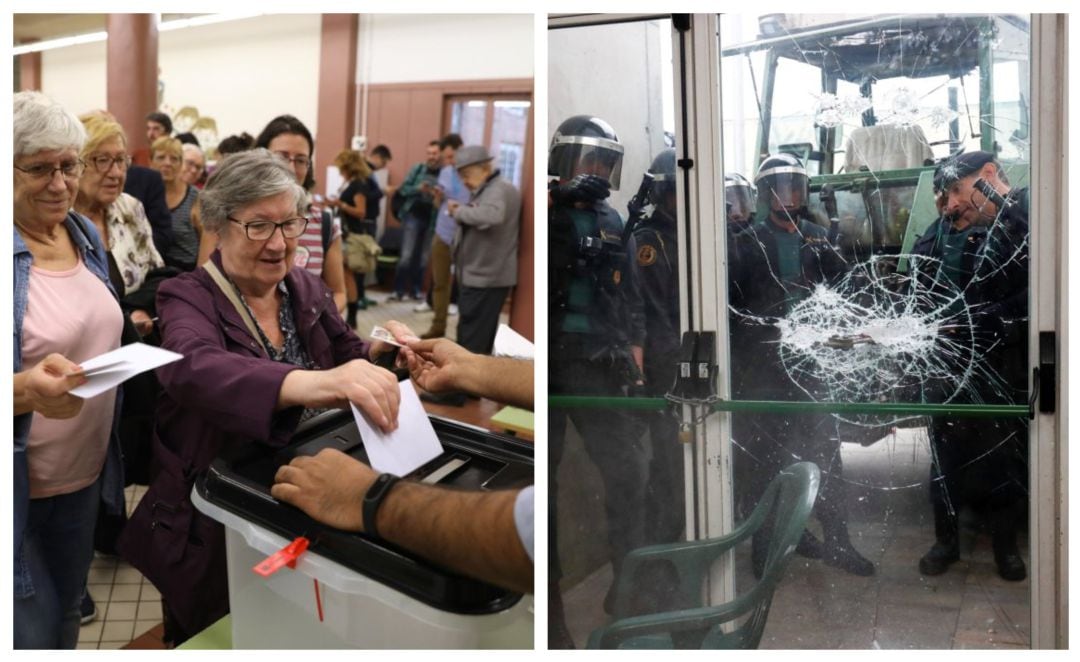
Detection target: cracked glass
<box><xmin>722</xmin><ymin>13</ymin><xmax>1031</xmax><ymax>649</ymax></box>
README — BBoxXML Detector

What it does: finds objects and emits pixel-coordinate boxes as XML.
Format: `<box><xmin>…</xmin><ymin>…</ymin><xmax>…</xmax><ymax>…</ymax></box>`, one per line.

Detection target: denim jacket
<box><xmin>14</xmin><ymin>212</ymin><xmax>126</xmax><ymax>598</ymax></box>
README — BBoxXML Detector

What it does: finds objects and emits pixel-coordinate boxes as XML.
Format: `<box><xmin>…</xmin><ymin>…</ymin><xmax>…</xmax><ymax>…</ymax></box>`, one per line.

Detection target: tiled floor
<box><xmin>560</xmin><ymin>427</ymin><xmax>1032</xmax><ymax>650</ymax></box>
<box><xmin>77</xmin><ymin>290</ymin><xmax>483</xmax><ymax>649</ymax></box>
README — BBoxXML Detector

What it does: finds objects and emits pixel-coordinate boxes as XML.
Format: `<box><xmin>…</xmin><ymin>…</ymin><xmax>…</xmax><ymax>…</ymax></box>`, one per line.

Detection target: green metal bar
<box><xmin>549</xmin><ymin>395</ymin><xmax>1028</xmax><ymax>418</ymax></box>
<box><xmin>978</xmin><ymin>17</ymin><xmax>996</xmax><ymax>153</ymax></box>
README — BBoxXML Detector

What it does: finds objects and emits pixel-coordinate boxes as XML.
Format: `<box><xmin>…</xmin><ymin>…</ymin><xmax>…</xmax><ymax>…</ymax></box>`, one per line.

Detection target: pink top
<box><xmin>21</xmin><ymin>256</ymin><xmax>123</xmax><ymax>498</ymax></box>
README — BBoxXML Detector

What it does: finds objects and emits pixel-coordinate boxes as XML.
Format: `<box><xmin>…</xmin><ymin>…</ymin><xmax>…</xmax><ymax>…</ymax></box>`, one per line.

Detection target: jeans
<box><xmin>394</xmin><ymin>212</ymin><xmax>433</xmax><ymax>297</ymax></box>
<box><xmin>15</xmin><ymin>477</ymin><xmax>102</xmax><ymax>649</ymax></box>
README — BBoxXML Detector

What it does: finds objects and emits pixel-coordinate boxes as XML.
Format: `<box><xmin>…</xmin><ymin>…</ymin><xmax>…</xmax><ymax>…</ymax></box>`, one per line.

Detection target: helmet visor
<box><xmin>762</xmin><ymin>171</ymin><xmax>809</xmax><ymax>210</ymax></box>
<box><xmin>549</xmin><ymin>136</ymin><xmax>624</xmax><ymax>190</ymax></box>
<box><xmin>725</xmin><ymin>183</ymin><xmax>756</xmax><ymax>222</ymax></box>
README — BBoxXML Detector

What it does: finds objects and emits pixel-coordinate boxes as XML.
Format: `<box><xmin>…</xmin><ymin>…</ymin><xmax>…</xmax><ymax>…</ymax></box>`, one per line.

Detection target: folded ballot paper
<box><xmin>492</xmin><ymin>324</ymin><xmax>534</xmax><ymax>360</ymax></box>
<box><xmin>69</xmin><ymin>343</ymin><xmax>184</xmax><ymax>399</ymax></box>
<box><xmin>350</xmin><ymin>379</ymin><xmax>443</xmax><ymax>477</ymax></box>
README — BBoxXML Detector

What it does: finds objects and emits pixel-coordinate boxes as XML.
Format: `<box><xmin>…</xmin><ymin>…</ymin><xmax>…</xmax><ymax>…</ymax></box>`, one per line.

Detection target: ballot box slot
<box><xmin>198</xmin><ymin>408</ymin><xmax>532</xmax><ymax>615</ymax></box>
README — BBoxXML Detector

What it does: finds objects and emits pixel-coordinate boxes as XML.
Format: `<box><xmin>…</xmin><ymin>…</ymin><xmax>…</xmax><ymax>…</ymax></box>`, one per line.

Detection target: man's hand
<box><xmin>271</xmin><ymin>449</ymin><xmax>379</xmax><ymax>533</ymax></box>
<box><xmin>549</xmin><ymin>174</ymin><xmax>611</xmax><ymax>205</ymax></box>
<box><xmin>447</xmin><ymin>200</ymin><xmax>462</xmax><ymax>218</ymax></box>
<box><xmin>403</xmin><ymin>338</ymin><xmax>475</xmax><ymax>394</ymax></box>
<box><xmin>22</xmin><ymin>353</ymin><xmax>88</xmax><ymax>419</ymax></box>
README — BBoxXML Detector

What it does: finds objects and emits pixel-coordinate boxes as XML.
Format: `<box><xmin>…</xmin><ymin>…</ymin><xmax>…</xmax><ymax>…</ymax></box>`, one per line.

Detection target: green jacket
<box><xmin>398</xmin><ymin>162</ymin><xmax>440</xmax><ymax>222</ymax></box>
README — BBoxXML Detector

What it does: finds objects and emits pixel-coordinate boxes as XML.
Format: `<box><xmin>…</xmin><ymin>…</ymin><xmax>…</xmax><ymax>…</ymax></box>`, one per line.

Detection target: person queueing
<box><xmin>13</xmin><ymin>91</ymin><xmax>126</xmax><ymax>649</ymax></box>
<box><xmin>547</xmin><ymin>115</ymin><xmax>647</xmax><ymax>648</ymax></box>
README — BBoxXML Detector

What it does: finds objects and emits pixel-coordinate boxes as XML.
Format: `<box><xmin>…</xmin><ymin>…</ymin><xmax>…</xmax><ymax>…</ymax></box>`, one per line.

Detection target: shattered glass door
<box><xmin>720</xmin><ymin>14</ymin><xmax>1032</xmax><ymax>648</ymax></box>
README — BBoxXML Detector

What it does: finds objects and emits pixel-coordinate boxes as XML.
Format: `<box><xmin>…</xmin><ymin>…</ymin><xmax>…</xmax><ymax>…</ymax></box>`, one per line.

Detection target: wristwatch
<box><xmin>362</xmin><ymin>473</ymin><xmax>401</xmax><ymax>539</ymax></box>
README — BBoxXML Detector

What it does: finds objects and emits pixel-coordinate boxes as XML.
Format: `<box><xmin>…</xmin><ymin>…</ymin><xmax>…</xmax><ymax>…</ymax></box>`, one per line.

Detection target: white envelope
<box><xmin>69</xmin><ymin>343</ymin><xmax>184</xmax><ymax>399</ymax></box>
<box><xmin>350</xmin><ymin>380</ymin><xmax>444</xmax><ymax>477</ymax></box>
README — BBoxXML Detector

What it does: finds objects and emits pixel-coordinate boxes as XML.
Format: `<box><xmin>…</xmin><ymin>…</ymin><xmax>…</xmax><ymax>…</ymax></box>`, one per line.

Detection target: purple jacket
<box><xmin>117</xmin><ymin>250</ymin><xmax>370</xmax><ymax>636</ymax></box>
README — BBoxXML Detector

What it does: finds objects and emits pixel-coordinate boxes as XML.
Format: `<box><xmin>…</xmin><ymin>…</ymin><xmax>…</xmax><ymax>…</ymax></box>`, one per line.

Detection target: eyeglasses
<box><xmin>183</xmin><ymin>159</ymin><xmax>205</xmax><ymax>172</ymax></box>
<box><xmin>88</xmin><ymin>154</ymin><xmax>132</xmax><ymax>174</ymax></box>
<box><xmin>152</xmin><ymin>153</ymin><xmax>181</xmax><ymax>165</ymax></box>
<box><xmin>14</xmin><ymin>159</ymin><xmax>85</xmax><ymax>182</ymax></box>
<box><xmin>273</xmin><ymin>152</ymin><xmax>311</xmax><ymax>169</ymax></box>
<box><xmin>228</xmin><ymin>216</ymin><xmax>308</xmax><ymax>241</ymax></box>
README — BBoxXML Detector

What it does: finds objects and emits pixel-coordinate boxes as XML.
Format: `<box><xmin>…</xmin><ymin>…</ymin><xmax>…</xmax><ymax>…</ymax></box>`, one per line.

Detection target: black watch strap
<box><xmin>362</xmin><ymin>473</ymin><xmax>400</xmax><ymax>539</ymax></box>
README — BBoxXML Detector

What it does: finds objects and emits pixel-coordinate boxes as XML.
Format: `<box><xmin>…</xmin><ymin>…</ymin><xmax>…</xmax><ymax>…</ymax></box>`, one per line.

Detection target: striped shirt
<box><xmin>293</xmin><ymin>202</ymin><xmax>342</xmax><ymax>277</ymax></box>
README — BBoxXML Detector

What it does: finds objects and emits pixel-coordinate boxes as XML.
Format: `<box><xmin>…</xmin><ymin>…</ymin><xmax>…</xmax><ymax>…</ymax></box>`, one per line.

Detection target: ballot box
<box><xmin>192</xmin><ymin>409</ymin><xmax>534</xmax><ymax>649</ymax></box>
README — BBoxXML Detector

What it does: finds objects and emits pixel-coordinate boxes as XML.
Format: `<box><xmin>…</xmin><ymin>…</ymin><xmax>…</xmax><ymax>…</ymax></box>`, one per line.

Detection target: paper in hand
<box><xmin>69</xmin><ymin>343</ymin><xmax>183</xmax><ymax>399</ymax></box>
<box><xmin>493</xmin><ymin>323</ymin><xmax>535</xmax><ymax>360</ymax></box>
<box><xmin>350</xmin><ymin>380</ymin><xmax>444</xmax><ymax>477</ymax></box>
<box><xmin>370</xmin><ymin>325</ymin><xmax>404</xmax><ymax>348</ymax></box>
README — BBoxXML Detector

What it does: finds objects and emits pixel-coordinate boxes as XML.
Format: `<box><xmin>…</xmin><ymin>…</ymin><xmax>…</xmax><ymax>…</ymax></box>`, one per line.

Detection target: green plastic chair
<box><xmin>587</xmin><ymin>461</ymin><xmax>820</xmax><ymax>649</ymax></box>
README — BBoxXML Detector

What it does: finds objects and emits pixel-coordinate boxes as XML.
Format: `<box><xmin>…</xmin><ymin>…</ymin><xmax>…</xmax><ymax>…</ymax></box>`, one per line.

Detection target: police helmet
<box><xmin>755</xmin><ymin>153</ymin><xmax>809</xmax><ymax>214</ymax></box>
<box><xmin>549</xmin><ymin>115</ymin><xmax>624</xmax><ymax>190</ymax></box>
<box><xmin>647</xmin><ymin>148</ymin><xmax>677</xmax><ymax>205</ymax></box>
<box><xmin>724</xmin><ymin>173</ymin><xmax>757</xmax><ymax>224</ymax></box>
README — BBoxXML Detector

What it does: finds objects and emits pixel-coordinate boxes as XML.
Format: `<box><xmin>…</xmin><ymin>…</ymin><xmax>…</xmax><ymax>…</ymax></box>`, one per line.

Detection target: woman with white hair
<box><xmin>12</xmin><ymin>91</ymin><xmax>126</xmax><ymax>648</ymax></box>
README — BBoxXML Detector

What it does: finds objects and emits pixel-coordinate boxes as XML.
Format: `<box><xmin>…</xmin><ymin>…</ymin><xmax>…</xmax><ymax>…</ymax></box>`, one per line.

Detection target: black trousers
<box><xmin>550</xmin><ymin>358</ymin><xmax>647</xmax><ymax>581</ymax></box>
<box><xmin>927</xmin><ymin>416</ymin><xmax>1028</xmax><ymax>548</ymax></box>
<box><xmin>456</xmin><ymin>285</ymin><xmax>509</xmax><ymax>354</ymax></box>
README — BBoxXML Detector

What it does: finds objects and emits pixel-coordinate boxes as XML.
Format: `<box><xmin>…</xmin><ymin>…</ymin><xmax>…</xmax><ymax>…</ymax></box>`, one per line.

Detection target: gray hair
<box><xmin>14</xmin><ymin>91</ymin><xmax>86</xmax><ymax>158</ymax></box>
<box><xmin>199</xmin><ymin>148</ymin><xmax>308</xmax><ymax>233</ymax></box>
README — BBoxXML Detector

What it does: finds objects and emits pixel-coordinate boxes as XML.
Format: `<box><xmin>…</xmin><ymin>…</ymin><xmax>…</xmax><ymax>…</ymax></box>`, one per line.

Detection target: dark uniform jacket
<box><xmin>911</xmin><ymin>190</ymin><xmax>1029</xmax><ymax>403</ymax></box>
<box><xmin>729</xmin><ymin>215</ymin><xmax>847</xmax><ymax>399</ymax></box>
<box><xmin>549</xmin><ymin>197</ymin><xmax>645</xmax><ymax>364</ymax></box>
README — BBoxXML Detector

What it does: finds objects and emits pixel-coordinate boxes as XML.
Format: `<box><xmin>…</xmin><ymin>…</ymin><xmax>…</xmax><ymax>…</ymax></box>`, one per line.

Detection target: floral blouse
<box><xmin>105</xmin><ymin>192</ymin><xmax>164</xmax><ymax>296</ymax></box>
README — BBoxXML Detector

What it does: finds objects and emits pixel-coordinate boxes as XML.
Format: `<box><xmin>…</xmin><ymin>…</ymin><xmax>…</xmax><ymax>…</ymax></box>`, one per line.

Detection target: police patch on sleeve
<box><xmin>637</xmin><ymin>244</ymin><xmax>658</xmax><ymax>267</ymax></box>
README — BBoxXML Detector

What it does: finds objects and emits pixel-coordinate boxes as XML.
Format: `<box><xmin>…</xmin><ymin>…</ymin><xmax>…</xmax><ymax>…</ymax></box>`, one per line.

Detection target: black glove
<box><xmin>550</xmin><ymin>174</ymin><xmax>611</xmax><ymax>204</ymax></box>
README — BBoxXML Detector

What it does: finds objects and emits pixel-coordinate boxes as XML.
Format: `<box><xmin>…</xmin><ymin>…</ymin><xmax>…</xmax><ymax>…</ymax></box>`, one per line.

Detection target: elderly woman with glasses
<box><xmin>117</xmin><ymin>148</ymin><xmax>418</xmax><ymax>647</ymax></box>
<box><xmin>74</xmin><ymin>114</ymin><xmax>164</xmax><ymax>336</ymax></box>
<box><xmin>13</xmin><ymin>92</ymin><xmax>126</xmax><ymax>648</ymax></box>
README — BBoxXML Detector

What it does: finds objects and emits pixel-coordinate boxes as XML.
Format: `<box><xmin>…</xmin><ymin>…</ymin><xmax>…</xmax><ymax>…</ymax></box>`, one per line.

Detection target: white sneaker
<box><xmin>413</xmin><ymin>301</ymin><xmax>432</xmax><ymax>313</ymax></box>
<box><xmin>449</xmin><ymin>304</ymin><xmax>459</xmax><ymax>316</ymax></box>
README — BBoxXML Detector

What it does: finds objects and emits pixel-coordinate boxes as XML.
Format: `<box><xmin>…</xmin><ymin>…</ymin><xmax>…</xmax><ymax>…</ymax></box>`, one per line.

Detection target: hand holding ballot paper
<box><xmin>68</xmin><ymin>343</ymin><xmax>184</xmax><ymax>399</ymax></box>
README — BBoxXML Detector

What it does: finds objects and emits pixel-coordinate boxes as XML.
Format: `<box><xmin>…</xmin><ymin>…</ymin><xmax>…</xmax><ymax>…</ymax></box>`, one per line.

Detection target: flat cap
<box><xmin>455</xmin><ymin>145</ymin><xmax>494</xmax><ymax>170</ymax></box>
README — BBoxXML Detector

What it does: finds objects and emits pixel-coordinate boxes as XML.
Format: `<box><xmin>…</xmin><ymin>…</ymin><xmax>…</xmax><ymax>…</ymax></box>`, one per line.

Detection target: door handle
<box><xmin>1038</xmin><ymin>331</ymin><xmax>1056</xmax><ymax>414</ymax></box>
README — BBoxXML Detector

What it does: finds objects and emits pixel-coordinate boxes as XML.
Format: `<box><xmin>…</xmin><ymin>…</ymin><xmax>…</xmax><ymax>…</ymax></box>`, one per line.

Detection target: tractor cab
<box><xmin>720</xmin><ymin>14</ymin><xmax>1030</xmax><ymax>271</ymax></box>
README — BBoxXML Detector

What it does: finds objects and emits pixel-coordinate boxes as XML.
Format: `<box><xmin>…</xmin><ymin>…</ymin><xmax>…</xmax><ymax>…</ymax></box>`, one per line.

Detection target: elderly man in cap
<box><xmin>445</xmin><ymin>145</ymin><xmax>521</xmax><ymax>354</ymax></box>
<box><xmin>911</xmin><ymin>150</ymin><xmax>1029</xmax><ymax>581</ymax></box>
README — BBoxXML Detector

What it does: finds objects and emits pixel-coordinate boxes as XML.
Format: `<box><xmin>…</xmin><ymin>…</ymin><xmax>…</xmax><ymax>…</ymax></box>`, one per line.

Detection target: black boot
<box><xmin>992</xmin><ymin>533</ymin><xmax>1026</xmax><ymax>581</ymax></box>
<box><xmin>345</xmin><ymin>301</ymin><xmax>358</xmax><ymax>328</ymax></box>
<box><xmin>918</xmin><ymin>538</ymin><xmax>960</xmax><ymax>576</ymax></box>
<box><xmin>823</xmin><ymin>540</ymin><xmax>875</xmax><ymax>576</ymax></box>
<box><xmin>795</xmin><ymin>529</ymin><xmax>824</xmax><ymax>559</ymax></box>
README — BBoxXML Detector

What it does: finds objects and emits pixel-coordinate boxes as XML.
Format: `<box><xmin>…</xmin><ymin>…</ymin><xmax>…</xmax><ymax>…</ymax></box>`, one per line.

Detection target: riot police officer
<box><xmin>548</xmin><ymin>116</ymin><xmax>647</xmax><ymax>644</ymax></box>
<box><xmin>631</xmin><ymin>148</ymin><xmax>684</xmax><ymax>545</ymax></box>
<box><xmin>911</xmin><ymin>151</ymin><xmax>1029</xmax><ymax>581</ymax></box>
<box><xmin>733</xmin><ymin>153</ymin><xmax>874</xmax><ymax>577</ymax></box>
